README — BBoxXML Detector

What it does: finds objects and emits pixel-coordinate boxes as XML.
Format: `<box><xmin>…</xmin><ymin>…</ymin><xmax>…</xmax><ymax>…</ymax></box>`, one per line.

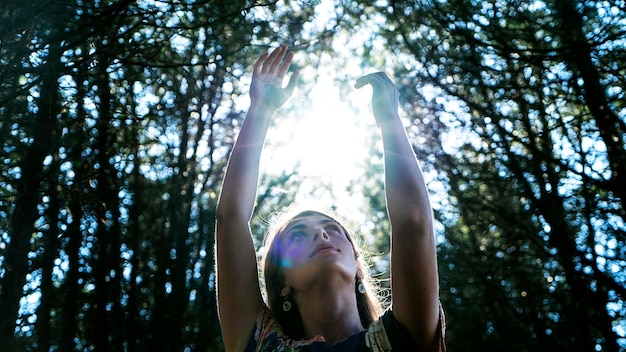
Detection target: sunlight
<box><xmin>253</xmin><ymin>0</ymin><xmax>395</xmax><ymax>223</ymax></box>
<box><xmin>262</xmin><ymin>68</ymin><xmax>378</xmax><ymax>212</ymax></box>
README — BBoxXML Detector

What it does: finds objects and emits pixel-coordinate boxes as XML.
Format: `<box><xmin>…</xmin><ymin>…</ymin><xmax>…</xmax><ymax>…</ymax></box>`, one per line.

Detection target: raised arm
<box><xmin>215</xmin><ymin>45</ymin><xmax>298</xmax><ymax>351</ymax></box>
<box><xmin>355</xmin><ymin>73</ymin><xmax>441</xmax><ymax>351</ymax></box>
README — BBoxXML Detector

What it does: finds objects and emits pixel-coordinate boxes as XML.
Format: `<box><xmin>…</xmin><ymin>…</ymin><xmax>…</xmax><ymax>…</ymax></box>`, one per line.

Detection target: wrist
<box><xmin>244</xmin><ymin>103</ymin><xmax>275</xmax><ymax>132</ymax></box>
<box><xmin>374</xmin><ymin>111</ymin><xmax>402</xmax><ymax>126</ymax></box>
<box><xmin>249</xmin><ymin>101</ymin><xmax>278</xmax><ymax>114</ymax></box>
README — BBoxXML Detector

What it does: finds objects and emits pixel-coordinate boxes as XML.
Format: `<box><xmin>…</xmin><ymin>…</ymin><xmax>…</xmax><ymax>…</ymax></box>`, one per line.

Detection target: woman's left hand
<box><xmin>355</xmin><ymin>72</ymin><xmax>400</xmax><ymax>122</ymax></box>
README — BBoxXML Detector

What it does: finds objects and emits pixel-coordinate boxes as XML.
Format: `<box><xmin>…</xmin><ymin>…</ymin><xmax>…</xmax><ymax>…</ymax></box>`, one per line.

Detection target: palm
<box><xmin>250</xmin><ymin>45</ymin><xmax>298</xmax><ymax>111</ymax></box>
<box><xmin>250</xmin><ymin>76</ymin><xmax>293</xmax><ymax>111</ymax></box>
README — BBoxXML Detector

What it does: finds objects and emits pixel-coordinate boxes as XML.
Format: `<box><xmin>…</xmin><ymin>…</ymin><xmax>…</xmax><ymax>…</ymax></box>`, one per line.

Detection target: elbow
<box><xmin>215</xmin><ymin>198</ymin><xmax>250</xmax><ymax>229</ymax></box>
<box><xmin>215</xmin><ymin>201</ymin><xmax>229</xmax><ymax>225</ymax></box>
<box><xmin>215</xmin><ymin>202</ymin><xmax>235</xmax><ymax>227</ymax></box>
<box><xmin>393</xmin><ymin>204</ymin><xmax>435</xmax><ymax>238</ymax></box>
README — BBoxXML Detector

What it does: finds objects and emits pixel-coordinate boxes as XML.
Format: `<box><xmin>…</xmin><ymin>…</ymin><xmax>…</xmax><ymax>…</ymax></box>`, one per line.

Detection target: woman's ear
<box><xmin>280</xmin><ymin>286</ymin><xmax>291</xmax><ymax>297</ymax></box>
<box><xmin>356</xmin><ymin>264</ymin><xmax>364</xmax><ymax>280</ymax></box>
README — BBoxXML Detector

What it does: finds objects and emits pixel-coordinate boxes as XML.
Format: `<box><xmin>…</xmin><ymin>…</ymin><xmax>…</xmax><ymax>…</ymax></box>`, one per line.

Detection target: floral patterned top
<box><xmin>244</xmin><ymin>304</ymin><xmax>446</xmax><ymax>352</ymax></box>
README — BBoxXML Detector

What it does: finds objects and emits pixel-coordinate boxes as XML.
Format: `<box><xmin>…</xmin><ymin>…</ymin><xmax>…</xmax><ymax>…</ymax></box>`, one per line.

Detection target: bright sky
<box><xmin>260</xmin><ymin>54</ymin><xmax>380</xmax><ymax>224</ymax></box>
<box><xmin>256</xmin><ymin>0</ymin><xmax>391</xmax><ymax>225</ymax></box>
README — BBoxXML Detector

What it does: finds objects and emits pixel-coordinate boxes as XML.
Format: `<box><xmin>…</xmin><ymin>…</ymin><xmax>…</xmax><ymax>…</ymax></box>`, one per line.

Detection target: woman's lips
<box><xmin>310</xmin><ymin>245</ymin><xmax>337</xmax><ymax>257</ymax></box>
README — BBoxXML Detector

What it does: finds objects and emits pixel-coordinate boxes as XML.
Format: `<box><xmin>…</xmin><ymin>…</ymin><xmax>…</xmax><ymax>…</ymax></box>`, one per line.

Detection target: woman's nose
<box><xmin>313</xmin><ymin>228</ymin><xmax>330</xmax><ymax>242</ymax></box>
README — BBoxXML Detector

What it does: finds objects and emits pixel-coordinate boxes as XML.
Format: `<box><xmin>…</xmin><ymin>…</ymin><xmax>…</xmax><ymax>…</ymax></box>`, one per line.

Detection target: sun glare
<box><xmin>262</xmin><ymin>72</ymin><xmax>378</xmax><ymax>210</ymax></box>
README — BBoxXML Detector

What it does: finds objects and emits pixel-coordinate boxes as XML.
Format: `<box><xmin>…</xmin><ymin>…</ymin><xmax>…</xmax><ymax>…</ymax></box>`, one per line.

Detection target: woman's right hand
<box><xmin>250</xmin><ymin>45</ymin><xmax>299</xmax><ymax>111</ymax></box>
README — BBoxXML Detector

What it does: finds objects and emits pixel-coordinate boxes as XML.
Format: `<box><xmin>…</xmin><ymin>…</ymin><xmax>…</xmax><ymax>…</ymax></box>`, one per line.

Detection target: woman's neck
<box><xmin>294</xmin><ymin>283</ymin><xmax>364</xmax><ymax>346</ymax></box>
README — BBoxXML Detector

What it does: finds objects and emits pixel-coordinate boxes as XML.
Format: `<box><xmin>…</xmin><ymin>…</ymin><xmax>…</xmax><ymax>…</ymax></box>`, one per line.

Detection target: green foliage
<box><xmin>0</xmin><ymin>0</ymin><xmax>334</xmax><ymax>350</ymax></box>
<box><xmin>2</xmin><ymin>0</ymin><xmax>625</xmax><ymax>351</ymax></box>
<box><xmin>348</xmin><ymin>0</ymin><xmax>625</xmax><ymax>350</ymax></box>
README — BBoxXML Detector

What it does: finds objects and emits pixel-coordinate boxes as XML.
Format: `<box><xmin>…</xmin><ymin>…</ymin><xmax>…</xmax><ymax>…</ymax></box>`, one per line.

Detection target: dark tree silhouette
<box><xmin>347</xmin><ymin>0</ymin><xmax>625</xmax><ymax>350</ymax></box>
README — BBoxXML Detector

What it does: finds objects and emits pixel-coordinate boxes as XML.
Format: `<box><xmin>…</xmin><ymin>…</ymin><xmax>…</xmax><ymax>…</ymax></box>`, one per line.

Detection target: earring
<box><xmin>282</xmin><ymin>297</ymin><xmax>292</xmax><ymax>312</ymax></box>
<box><xmin>357</xmin><ymin>280</ymin><xmax>366</xmax><ymax>294</ymax></box>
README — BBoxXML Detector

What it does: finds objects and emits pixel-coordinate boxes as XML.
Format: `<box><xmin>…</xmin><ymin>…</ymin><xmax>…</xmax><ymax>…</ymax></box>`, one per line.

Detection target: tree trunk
<box><xmin>35</xmin><ymin>171</ymin><xmax>61</xmax><ymax>352</ymax></box>
<box><xmin>0</xmin><ymin>43</ymin><xmax>61</xmax><ymax>350</ymax></box>
<box><xmin>91</xmin><ymin>63</ymin><xmax>124</xmax><ymax>352</ymax></box>
<box><xmin>553</xmin><ymin>0</ymin><xmax>626</xmax><ymax>211</ymax></box>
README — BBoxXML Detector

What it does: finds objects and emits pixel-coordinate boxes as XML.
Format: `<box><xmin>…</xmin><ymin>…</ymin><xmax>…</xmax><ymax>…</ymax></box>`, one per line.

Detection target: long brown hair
<box><xmin>261</xmin><ymin>208</ymin><xmax>383</xmax><ymax>339</ymax></box>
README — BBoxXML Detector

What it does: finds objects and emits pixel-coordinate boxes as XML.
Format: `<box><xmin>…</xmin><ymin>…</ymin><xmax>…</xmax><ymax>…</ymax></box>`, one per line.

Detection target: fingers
<box><xmin>354</xmin><ymin>71</ymin><xmax>393</xmax><ymax>89</ymax></box>
<box><xmin>253</xmin><ymin>45</ymin><xmax>295</xmax><ymax>86</ymax></box>
<box><xmin>262</xmin><ymin>45</ymin><xmax>286</xmax><ymax>76</ymax></box>
<box><xmin>276</xmin><ymin>51</ymin><xmax>294</xmax><ymax>80</ymax></box>
<box><xmin>257</xmin><ymin>45</ymin><xmax>288</xmax><ymax>76</ymax></box>
<box><xmin>284</xmin><ymin>69</ymin><xmax>300</xmax><ymax>95</ymax></box>
<box><xmin>354</xmin><ymin>75</ymin><xmax>368</xmax><ymax>89</ymax></box>
<box><xmin>253</xmin><ymin>52</ymin><xmax>269</xmax><ymax>75</ymax></box>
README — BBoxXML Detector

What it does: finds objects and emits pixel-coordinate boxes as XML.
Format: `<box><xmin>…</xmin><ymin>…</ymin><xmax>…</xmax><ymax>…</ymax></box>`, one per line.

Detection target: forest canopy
<box><xmin>0</xmin><ymin>0</ymin><xmax>624</xmax><ymax>351</ymax></box>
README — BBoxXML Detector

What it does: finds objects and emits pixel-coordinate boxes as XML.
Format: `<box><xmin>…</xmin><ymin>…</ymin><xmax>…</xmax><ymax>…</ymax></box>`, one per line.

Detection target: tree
<box><xmin>0</xmin><ymin>1</ymin><xmax>66</xmax><ymax>349</ymax></box>
<box><xmin>348</xmin><ymin>0</ymin><xmax>625</xmax><ymax>350</ymax></box>
<box><xmin>0</xmin><ymin>0</ymin><xmax>336</xmax><ymax>350</ymax></box>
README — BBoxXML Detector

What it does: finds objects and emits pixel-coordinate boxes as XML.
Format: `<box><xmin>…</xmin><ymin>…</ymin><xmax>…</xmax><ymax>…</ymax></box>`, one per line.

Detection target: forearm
<box><xmin>380</xmin><ymin>113</ymin><xmax>440</xmax><ymax>349</ymax></box>
<box><xmin>357</xmin><ymin>71</ymin><xmax>440</xmax><ymax>346</ymax></box>
<box><xmin>217</xmin><ymin>104</ymin><xmax>274</xmax><ymax>221</ymax></box>
<box><xmin>215</xmin><ymin>104</ymin><xmax>273</xmax><ymax>342</ymax></box>
<box><xmin>379</xmin><ymin>116</ymin><xmax>433</xmax><ymax>231</ymax></box>
<box><xmin>215</xmin><ymin>45</ymin><xmax>297</xmax><ymax>350</ymax></box>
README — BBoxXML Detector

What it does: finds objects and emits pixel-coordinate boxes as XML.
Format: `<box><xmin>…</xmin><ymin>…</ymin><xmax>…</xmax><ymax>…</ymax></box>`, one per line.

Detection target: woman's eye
<box><xmin>325</xmin><ymin>225</ymin><xmax>340</xmax><ymax>233</ymax></box>
<box><xmin>289</xmin><ymin>232</ymin><xmax>306</xmax><ymax>242</ymax></box>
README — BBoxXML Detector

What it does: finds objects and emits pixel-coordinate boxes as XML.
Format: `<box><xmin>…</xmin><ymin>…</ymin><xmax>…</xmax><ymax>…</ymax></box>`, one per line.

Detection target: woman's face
<box><xmin>277</xmin><ymin>213</ymin><xmax>359</xmax><ymax>290</ymax></box>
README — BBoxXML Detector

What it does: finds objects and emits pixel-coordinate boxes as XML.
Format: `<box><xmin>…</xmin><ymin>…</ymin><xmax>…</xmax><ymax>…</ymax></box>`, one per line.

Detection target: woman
<box><xmin>215</xmin><ymin>45</ymin><xmax>445</xmax><ymax>351</ymax></box>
